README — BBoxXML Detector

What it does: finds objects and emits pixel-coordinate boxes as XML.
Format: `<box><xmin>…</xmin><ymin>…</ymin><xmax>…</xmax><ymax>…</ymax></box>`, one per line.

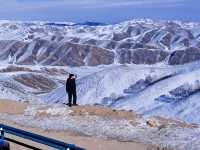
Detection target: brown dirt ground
<box><xmin>0</xmin><ymin>99</ymin><xmax>27</xmax><ymax>114</ymax></box>
<box><xmin>0</xmin><ymin>100</ymin><xmax>147</xmax><ymax>150</ymax></box>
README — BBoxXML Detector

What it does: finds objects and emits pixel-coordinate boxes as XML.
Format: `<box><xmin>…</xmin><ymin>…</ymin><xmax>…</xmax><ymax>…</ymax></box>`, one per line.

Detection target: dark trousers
<box><xmin>68</xmin><ymin>91</ymin><xmax>77</xmax><ymax>105</ymax></box>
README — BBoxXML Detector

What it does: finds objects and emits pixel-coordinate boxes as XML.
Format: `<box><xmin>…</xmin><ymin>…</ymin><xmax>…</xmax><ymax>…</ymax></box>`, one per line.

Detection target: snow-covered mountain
<box><xmin>1</xmin><ymin>19</ymin><xmax>200</xmax><ymax>124</ymax></box>
<box><xmin>0</xmin><ymin>19</ymin><xmax>200</xmax><ymax>66</ymax></box>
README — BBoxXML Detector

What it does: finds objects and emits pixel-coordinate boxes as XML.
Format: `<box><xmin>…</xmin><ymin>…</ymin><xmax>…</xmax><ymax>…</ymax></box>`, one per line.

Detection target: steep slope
<box><xmin>41</xmin><ymin>61</ymin><xmax>200</xmax><ymax>124</ymax></box>
<box><xmin>0</xmin><ymin>19</ymin><xmax>200</xmax><ymax>66</ymax></box>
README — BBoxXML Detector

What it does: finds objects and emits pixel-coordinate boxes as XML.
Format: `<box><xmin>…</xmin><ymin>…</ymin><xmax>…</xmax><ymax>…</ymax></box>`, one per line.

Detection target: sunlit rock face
<box><xmin>0</xmin><ymin>40</ymin><xmax>115</xmax><ymax>66</ymax></box>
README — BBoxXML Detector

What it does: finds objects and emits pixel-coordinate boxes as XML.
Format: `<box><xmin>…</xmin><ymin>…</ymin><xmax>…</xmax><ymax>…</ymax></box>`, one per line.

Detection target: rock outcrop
<box><xmin>118</xmin><ymin>48</ymin><xmax>169</xmax><ymax>64</ymax></box>
<box><xmin>168</xmin><ymin>48</ymin><xmax>200</xmax><ymax>65</ymax></box>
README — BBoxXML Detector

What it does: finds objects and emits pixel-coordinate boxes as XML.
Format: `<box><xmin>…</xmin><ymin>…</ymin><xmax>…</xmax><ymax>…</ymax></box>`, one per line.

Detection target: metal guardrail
<box><xmin>0</xmin><ymin>124</ymin><xmax>86</xmax><ymax>150</ymax></box>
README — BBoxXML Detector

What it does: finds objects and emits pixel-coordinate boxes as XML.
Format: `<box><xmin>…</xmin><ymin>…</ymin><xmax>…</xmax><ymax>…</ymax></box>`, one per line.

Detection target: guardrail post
<box><xmin>0</xmin><ymin>127</ymin><xmax>4</xmax><ymax>140</ymax></box>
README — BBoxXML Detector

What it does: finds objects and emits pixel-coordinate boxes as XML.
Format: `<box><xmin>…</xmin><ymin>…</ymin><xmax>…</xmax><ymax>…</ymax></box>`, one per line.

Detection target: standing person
<box><xmin>66</xmin><ymin>74</ymin><xmax>77</xmax><ymax>107</ymax></box>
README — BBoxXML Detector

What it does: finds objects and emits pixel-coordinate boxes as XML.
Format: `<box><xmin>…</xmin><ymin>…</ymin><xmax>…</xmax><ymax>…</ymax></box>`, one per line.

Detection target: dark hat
<box><xmin>69</xmin><ymin>73</ymin><xmax>74</xmax><ymax>78</ymax></box>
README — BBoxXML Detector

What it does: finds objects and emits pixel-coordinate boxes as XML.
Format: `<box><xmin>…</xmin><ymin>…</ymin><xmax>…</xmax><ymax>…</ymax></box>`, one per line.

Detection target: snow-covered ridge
<box><xmin>0</xmin><ymin>19</ymin><xmax>199</xmax><ymax>41</ymax></box>
<box><xmin>0</xmin><ymin>19</ymin><xmax>200</xmax><ymax>66</ymax></box>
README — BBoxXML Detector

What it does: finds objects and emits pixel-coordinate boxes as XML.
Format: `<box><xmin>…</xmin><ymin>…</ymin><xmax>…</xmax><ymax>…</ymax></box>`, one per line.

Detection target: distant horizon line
<box><xmin>0</xmin><ymin>17</ymin><xmax>200</xmax><ymax>25</ymax></box>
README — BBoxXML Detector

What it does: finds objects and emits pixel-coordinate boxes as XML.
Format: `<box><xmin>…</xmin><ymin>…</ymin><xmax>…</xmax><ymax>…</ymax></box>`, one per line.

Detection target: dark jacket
<box><xmin>66</xmin><ymin>78</ymin><xmax>76</xmax><ymax>93</ymax></box>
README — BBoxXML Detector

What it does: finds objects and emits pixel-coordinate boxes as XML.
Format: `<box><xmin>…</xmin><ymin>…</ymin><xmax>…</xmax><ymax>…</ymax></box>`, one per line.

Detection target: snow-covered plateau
<box><xmin>0</xmin><ymin>19</ymin><xmax>200</xmax><ymax>149</ymax></box>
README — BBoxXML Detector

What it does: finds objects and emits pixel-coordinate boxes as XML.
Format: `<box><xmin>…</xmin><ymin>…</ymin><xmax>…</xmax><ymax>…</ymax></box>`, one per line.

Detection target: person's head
<box><xmin>68</xmin><ymin>73</ymin><xmax>76</xmax><ymax>79</ymax></box>
<box><xmin>69</xmin><ymin>73</ymin><xmax>73</xmax><ymax>78</ymax></box>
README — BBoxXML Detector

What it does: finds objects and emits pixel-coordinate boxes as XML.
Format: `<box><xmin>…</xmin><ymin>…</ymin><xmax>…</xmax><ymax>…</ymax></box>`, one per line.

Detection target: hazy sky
<box><xmin>0</xmin><ymin>0</ymin><xmax>199</xmax><ymax>23</ymax></box>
